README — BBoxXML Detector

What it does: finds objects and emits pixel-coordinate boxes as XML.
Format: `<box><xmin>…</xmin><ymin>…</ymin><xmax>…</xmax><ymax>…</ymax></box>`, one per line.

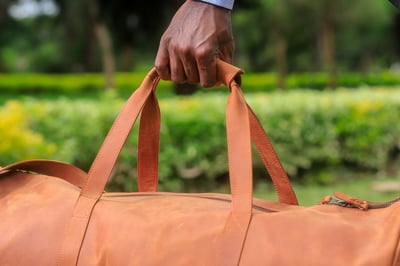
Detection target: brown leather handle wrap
<box><xmin>57</xmin><ymin>60</ymin><xmax>298</xmax><ymax>266</ymax></box>
<box><xmin>0</xmin><ymin>159</ymin><xmax>87</xmax><ymax>188</ymax></box>
<box><xmin>137</xmin><ymin>88</ymin><xmax>160</xmax><ymax>192</ymax></box>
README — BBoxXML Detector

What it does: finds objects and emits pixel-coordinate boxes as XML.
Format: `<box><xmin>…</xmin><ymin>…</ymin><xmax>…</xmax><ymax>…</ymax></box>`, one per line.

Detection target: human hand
<box><xmin>155</xmin><ymin>1</ymin><xmax>234</xmax><ymax>87</ymax></box>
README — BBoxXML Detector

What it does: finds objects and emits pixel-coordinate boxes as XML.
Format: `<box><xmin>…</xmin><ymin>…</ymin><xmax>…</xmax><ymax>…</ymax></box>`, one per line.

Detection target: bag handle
<box><xmin>57</xmin><ymin>67</ymin><xmax>161</xmax><ymax>266</ymax></box>
<box><xmin>135</xmin><ymin>76</ymin><xmax>298</xmax><ymax>205</ymax></box>
<box><xmin>57</xmin><ymin>60</ymin><xmax>296</xmax><ymax>265</ymax></box>
<box><xmin>0</xmin><ymin>159</ymin><xmax>87</xmax><ymax>188</ymax></box>
<box><xmin>137</xmin><ymin>86</ymin><xmax>160</xmax><ymax>192</ymax></box>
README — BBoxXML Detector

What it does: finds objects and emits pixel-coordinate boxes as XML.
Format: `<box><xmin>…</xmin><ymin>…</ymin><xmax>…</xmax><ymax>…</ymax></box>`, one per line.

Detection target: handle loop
<box><xmin>0</xmin><ymin>160</ymin><xmax>87</xmax><ymax>188</ymax></box>
<box><xmin>57</xmin><ymin>60</ymin><xmax>297</xmax><ymax>266</ymax></box>
<box><xmin>135</xmin><ymin>61</ymin><xmax>297</xmax><ymax>205</ymax></box>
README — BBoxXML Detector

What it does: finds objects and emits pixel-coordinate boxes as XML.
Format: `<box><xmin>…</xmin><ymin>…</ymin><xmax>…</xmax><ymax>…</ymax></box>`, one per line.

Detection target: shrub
<box><xmin>1</xmin><ymin>71</ymin><xmax>400</xmax><ymax>95</ymax></box>
<box><xmin>1</xmin><ymin>87</ymin><xmax>400</xmax><ymax>190</ymax></box>
<box><xmin>0</xmin><ymin>101</ymin><xmax>56</xmax><ymax>165</ymax></box>
<box><xmin>0</xmin><ymin>73</ymin><xmax>173</xmax><ymax>94</ymax></box>
<box><xmin>248</xmin><ymin>89</ymin><xmax>400</xmax><ymax>184</ymax></box>
<box><xmin>23</xmin><ymin>91</ymin><xmax>123</xmax><ymax>169</ymax></box>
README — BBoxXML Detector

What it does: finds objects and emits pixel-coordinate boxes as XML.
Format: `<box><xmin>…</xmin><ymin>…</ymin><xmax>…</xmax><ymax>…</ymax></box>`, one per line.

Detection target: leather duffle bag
<box><xmin>1</xmin><ymin>60</ymin><xmax>400</xmax><ymax>266</ymax></box>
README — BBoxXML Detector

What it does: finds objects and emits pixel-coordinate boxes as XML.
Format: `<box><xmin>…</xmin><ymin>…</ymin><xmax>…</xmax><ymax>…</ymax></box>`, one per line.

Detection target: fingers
<box><xmin>169</xmin><ymin>51</ymin><xmax>186</xmax><ymax>84</ymax></box>
<box><xmin>154</xmin><ymin>0</ymin><xmax>233</xmax><ymax>87</ymax></box>
<box><xmin>156</xmin><ymin>39</ymin><xmax>199</xmax><ymax>84</ymax></box>
<box><xmin>156</xmin><ymin>46</ymin><xmax>222</xmax><ymax>88</ymax></box>
<box><xmin>196</xmin><ymin>40</ymin><xmax>234</xmax><ymax>87</ymax></box>
<box><xmin>218</xmin><ymin>40</ymin><xmax>234</xmax><ymax>64</ymax></box>
<box><xmin>196</xmin><ymin>49</ymin><xmax>217</xmax><ymax>88</ymax></box>
<box><xmin>154</xmin><ymin>41</ymin><xmax>171</xmax><ymax>81</ymax></box>
<box><xmin>181</xmin><ymin>50</ymin><xmax>200</xmax><ymax>84</ymax></box>
<box><xmin>155</xmin><ymin>38</ymin><xmax>233</xmax><ymax>87</ymax></box>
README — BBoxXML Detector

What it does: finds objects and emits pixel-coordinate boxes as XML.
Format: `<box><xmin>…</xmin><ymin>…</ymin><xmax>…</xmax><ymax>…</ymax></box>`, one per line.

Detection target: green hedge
<box><xmin>1</xmin><ymin>71</ymin><xmax>400</xmax><ymax>94</ymax></box>
<box><xmin>1</xmin><ymin>88</ymin><xmax>400</xmax><ymax>192</ymax></box>
<box><xmin>242</xmin><ymin>71</ymin><xmax>400</xmax><ymax>91</ymax></box>
<box><xmin>0</xmin><ymin>73</ymin><xmax>172</xmax><ymax>94</ymax></box>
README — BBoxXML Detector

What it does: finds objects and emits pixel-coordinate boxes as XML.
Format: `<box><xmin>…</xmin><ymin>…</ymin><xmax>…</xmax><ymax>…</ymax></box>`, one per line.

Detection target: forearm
<box><xmin>193</xmin><ymin>0</ymin><xmax>234</xmax><ymax>10</ymax></box>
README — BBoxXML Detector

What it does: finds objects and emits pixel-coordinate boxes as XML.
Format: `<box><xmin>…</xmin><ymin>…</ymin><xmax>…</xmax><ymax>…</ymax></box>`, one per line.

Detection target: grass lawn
<box><xmin>254</xmin><ymin>178</ymin><xmax>400</xmax><ymax>206</ymax></box>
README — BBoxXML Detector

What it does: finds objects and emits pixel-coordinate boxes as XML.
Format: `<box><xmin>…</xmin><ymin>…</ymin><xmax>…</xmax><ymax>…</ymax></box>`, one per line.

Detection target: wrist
<box><xmin>192</xmin><ymin>0</ymin><xmax>234</xmax><ymax>10</ymax></box>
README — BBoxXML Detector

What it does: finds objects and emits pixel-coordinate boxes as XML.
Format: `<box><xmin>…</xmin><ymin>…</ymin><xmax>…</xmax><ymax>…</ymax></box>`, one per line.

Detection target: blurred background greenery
<box><xmin>1</xmin><ymin>0</ymin><xmax>400</xmax><ymax>205</ymax></box>
<box><xmin>0</xmin><ymin>0</ymin><xmax>399</xmax><ymax>84</ymax></box>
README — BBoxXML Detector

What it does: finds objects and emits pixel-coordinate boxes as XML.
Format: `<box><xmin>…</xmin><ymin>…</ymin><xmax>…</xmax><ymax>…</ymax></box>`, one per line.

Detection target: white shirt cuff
<box><xmin>195</xmin><ymin>0</ymin><xmax>234</xmax><ymax>10</ymax></box>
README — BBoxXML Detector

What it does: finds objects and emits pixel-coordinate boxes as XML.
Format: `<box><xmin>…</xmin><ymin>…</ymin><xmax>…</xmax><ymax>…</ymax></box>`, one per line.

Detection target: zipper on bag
<box><xmin>320</xmin><ymin>191</ymin><xmax>400</xmax><ymax>210</ymax></box>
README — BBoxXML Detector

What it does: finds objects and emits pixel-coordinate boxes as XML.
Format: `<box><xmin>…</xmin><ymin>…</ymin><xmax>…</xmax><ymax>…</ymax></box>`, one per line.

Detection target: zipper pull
<box><xmin>333</xmin><ymin>192</ymin><xmax>369</xmax><ymax>210</ymax></box>
<box><xmin>319</xmin><ymin>192</ymin><xmax>368</xmax><ymax>210</ymax></box>
<box><xmin>320</xmin><ymin>192</ymin><xmax>400</xmax><ymax>210</ymax></box>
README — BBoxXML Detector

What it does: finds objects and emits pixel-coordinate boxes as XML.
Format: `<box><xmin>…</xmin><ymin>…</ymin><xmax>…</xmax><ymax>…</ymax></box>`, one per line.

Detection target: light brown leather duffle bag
<box><xmin>1</xmin><ymin>60</ymin><xmax>400</xmax><ymax>265</ymax></box>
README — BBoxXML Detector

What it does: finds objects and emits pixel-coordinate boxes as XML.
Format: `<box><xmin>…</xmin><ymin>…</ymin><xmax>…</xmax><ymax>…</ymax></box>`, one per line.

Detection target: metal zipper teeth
<box><xmin>328</xmin><ymin>198</ymin><xmax>361</xmax><ymax>209</ymax></box>
<box><xmin>329</xmin><ymin>197</ymin><xmax>400</xmax><ymax>210</ymax></box>
<box><xmin>103</xmin><ymin>193</ymin><xmax>275</xmax><ymax>213</ymax></box>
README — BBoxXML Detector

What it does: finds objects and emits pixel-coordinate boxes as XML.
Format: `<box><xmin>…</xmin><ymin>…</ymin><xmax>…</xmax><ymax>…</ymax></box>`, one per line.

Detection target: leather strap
<box><xmin>219</xmin><ymin>75</ymin><xmax>253</xmax><ymax>265</ymax></box>
<box><xmin>57</xmin><ymin>60</ymin><xmax>297</xmax><ymax>265</ymax></box>
<box><xmin>133</xmin><ymin>66</ymin><xmax>298</xmax><ymax>205</ymax></box>
<box><xmin>57</xmin><ymin>69</ymin><xmax>160</xmax><ymax>266</ymax></box>
<box><xmin>134</xmin><ymin>97</ymin><xmax>298</xmax><ymax>204</ymax></box>
<box><xmin>247</xmin><ymin>106</ymin><xmax>298</xmax><ymax>205</ymax></box>
<box><xmin>0</xmin><ymin>159</ymin><xmax>87</xmax><ymax>188</ymax></box>
<box><xmin>137</xmin><ymin>88</ymin><xmax>160</xmax><ymax>192</ymax></box>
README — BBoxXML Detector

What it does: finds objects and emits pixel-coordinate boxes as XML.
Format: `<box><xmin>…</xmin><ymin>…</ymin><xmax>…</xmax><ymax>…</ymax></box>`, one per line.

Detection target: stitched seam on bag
<box><xmin>99</xmin><ymin>193</ymin><xmax>276</xmax><ymax>213</ymax></box>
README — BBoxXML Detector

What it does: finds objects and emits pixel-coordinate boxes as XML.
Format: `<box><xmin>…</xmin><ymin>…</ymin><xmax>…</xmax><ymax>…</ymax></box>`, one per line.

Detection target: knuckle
<box><xmin>175</xmin><ymin>45</ymin><xmax>192</xmax><ymax>59</ymax></box>
<box><xmin>154</xmin><ymin>61</ymin><xmax>163</xmax><ymax>71</ymax></box>
<box><xmin>195</xmin><ymin>46</ymin><xmax>214</xmax><ymax>61</ymax></box>
<box><xmin>154</xmin><ymin>64</ymin><xmax>170</xmax><ymax>80</ymax></box>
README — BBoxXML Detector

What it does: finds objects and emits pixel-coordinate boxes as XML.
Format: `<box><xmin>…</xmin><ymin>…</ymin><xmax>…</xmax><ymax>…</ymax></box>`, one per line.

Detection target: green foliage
<box><xmin>335</xmin><ymin>90</ymin><xmax>400</xmax><ymax>170</ymax></box>
<box><xmin>235</xmin><ymin>71</ymin><xmax>400</xmax><ymax>91</ymax></box>
<box><xmin>0</xmin><ymin>101</ymin><xmax>56</xmax><ymax>164</ymax></box>
<box><xmin>0</xmin><ymin>0</ymin><xmax>398</xmax><ymax>74</ymax></box>
<box><xmin>249</xmin><ymin>89</ymin><xmax>400</xmax><ymax>184</ymax></box>
<box><xmin>1</xmin><ymin>72</ymin><xmax>400</xmax><ymax>95</ymax></box>
<box><xmin>232</xmin><ymin>0</ymin><xmax>396</xmax><ymax>72</ymax></box>
<box><xmin>0</xmin><ymin>73</ymin><xmax>173</xmax><ymax>94</ymax></box>
<box><xmin>22</xmin><ymin>91</ymin><xmax>124</xmax><ymax>169</ymax></box>
<box><xmin>1</xmin><ymin>88</ymin><xmax>400</xmax><ymax>191</ymax></box>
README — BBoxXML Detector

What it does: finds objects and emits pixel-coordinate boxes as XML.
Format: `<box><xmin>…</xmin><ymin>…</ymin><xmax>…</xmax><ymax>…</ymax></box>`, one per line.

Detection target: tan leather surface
<box><xmin>1</xmin><ymin>60</ymin><xmax>399</xmax><ymax>265</ymax></box>
<box><xmin>2</xmin><ymin>171</ymin><xmax>400</xmax><ymax>265</ymax></box>
<box><xmin>1</xmin><ymin>159</ymin><xmax>87</xmax><ymax>188</ymax></box>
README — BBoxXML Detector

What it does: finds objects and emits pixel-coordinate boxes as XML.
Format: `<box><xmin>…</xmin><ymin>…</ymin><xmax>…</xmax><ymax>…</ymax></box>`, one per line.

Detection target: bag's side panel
<box><xmin>77</xmin><ymin>194</ymin><xmax>232</xmax><ymax>266</ymax></box>
<box><xmin>0</xmin><ymin>172</ymin><xmax>79</xmax><ymax>266</ymax></box>
<box><xmin>240</xmin><ymin>203</ymin><xmax>400</xmax><ymax>266</ymax></box>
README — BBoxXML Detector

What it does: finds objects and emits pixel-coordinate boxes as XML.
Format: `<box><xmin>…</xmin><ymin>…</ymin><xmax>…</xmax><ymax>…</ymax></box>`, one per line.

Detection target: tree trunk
<box><xmin>360</xmin><ymin>51</ymin><xmax>371</xmax><ymax>73</ymax></box>
<box><xmin>321</xmin><ymin>0</ymin><xmax>336</xmax><ymax>88</ymax></box>
<box><xmin>84</xmin><ymin>21</ymin><xmax>97</xmax><ymax>72</ymax></box>
<box><xmin>276</xmin><ymin>33</ymin><xmax>287</xmax><ymax>89</ymax></box>
<box><xmin>94</xmin><ymin>23</ymin><xmax>115</xmax><ymax>89</ymax></box>
<box><xmin>120</xmin><ymin>44</ymin><xmax>133</xmax><ymax>71</ymax></box>
<box><xmin>0</xmin><ymin>0</ymin><xmax>11</xmax><ymax>72</ymax></box>
<box><xmin>393</xmin><ymin>13</ymin><xmax>400</xmax><ymax>60</ymax></box>
<box><xmin>274</xmin><ymin>0</ymin><xmax>287</xmax><ymax>90</ymax></box>
<box><xmin>89</xmin><ymin>0</ymin><xmax>115</xmax><ymax>90</ymax></box>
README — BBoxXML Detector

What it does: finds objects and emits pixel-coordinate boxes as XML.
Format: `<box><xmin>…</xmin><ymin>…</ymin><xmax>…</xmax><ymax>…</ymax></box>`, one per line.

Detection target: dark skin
<box><xmin>155</xmin><ymin>0</ymin><xmax>234</xmax><ymax>87</ymax></box>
